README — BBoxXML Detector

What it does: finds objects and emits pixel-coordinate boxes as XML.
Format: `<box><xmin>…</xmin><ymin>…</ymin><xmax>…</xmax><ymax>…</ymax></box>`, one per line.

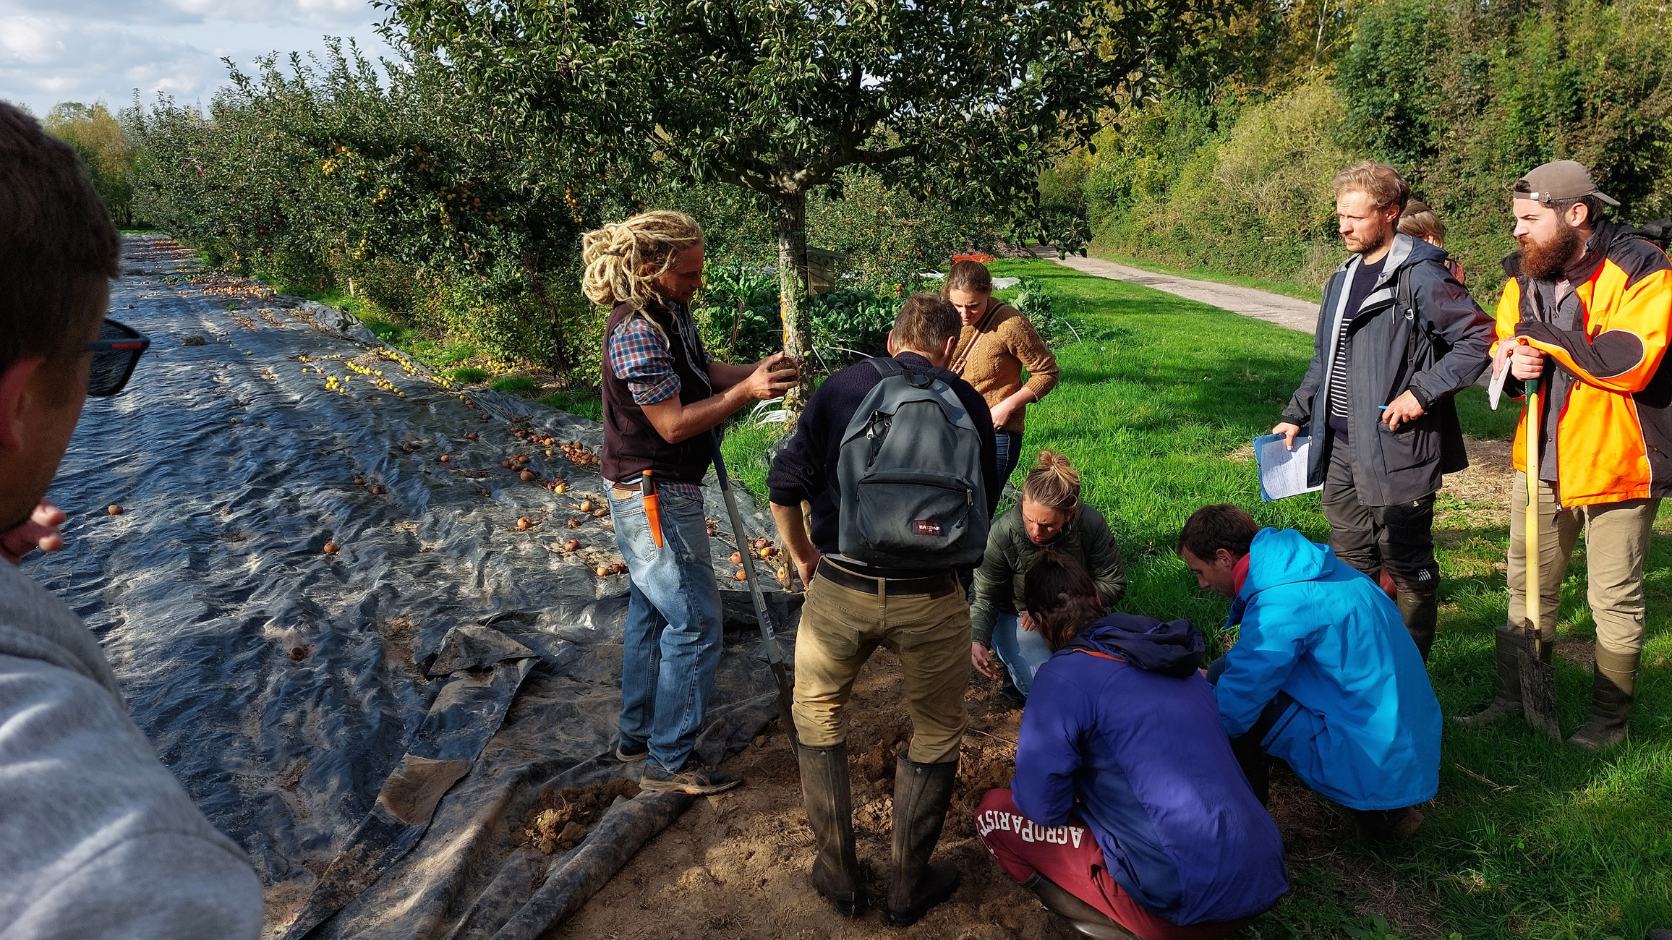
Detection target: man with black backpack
<box><xmin>1272</xmin><ymin>161</ymin><xmax>1493</xmax><ymax>662</ymax></box>
<box><xmin>768</xmin><ymin>292</ymin><xmax>999</xmax><ymax>926</ymax></box>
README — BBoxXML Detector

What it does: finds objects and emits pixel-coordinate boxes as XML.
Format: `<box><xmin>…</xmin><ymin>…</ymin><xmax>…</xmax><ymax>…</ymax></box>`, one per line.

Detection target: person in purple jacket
<box><xmin>976</xmin><ymin>552</ymin><xmax>1288</xmax><ymax>939</ymax></box>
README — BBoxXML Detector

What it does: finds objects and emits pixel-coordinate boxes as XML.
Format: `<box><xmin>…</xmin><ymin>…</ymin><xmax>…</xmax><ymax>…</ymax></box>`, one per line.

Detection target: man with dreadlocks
<box><xmin>582</xmin><ymin>210</ymin><xmax>799</xmax><ymax>795</ymax></box>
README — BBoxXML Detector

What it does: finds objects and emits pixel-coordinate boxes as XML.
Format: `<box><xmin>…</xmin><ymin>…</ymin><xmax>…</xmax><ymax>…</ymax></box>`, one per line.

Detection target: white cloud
<box><xmin>0</xmin><ymin>16</ymin><xmax>61</xmax><ymax>64</ymax></box>
<box><xmin>0</xmin><ymin>0</ymin><xmax>392</xmax><ymax>115</ymax></box>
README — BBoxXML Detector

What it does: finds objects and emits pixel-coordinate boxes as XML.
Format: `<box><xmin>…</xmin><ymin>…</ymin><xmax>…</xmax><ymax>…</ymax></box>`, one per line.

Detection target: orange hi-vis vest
<box><xmin>1495</xmin><ymin>222</ymin><xmax>1672</xmax><ymax>507</ymax></box>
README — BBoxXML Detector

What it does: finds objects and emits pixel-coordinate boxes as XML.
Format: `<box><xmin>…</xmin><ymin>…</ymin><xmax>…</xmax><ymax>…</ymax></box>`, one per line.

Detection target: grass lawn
<box><xmin>718</xmin><ymin>258</ymin><xmax>1672</xmax><ymax>939</ymax></box>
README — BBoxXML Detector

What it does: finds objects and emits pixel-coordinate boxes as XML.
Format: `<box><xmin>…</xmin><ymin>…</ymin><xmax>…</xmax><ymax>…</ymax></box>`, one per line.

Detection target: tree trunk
<box><xmin>770</xmin><ymin>188</ymin><xmax>813</xmax><ymax>416</ymax></box>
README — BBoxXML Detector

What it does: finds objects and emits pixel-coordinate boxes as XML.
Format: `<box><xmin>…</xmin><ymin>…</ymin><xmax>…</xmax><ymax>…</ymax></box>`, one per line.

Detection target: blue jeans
<box><xmin>990</xmin><ymin>612</ymin><xmax>1052</xmax><ymax>697</ymax></box>
<box><xmin>608</xmin><ymin>481</ymin><xmax>724</xmax><ymax>773</ymax></box>
<box><xmin>994</xmin><ymin>430</ymin><xmax>1024</xmax><ymax>485</ymax></box>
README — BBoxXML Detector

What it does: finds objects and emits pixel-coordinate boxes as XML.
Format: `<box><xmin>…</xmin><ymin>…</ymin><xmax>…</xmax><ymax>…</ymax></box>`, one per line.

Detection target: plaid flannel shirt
<box><xmin>605</xmin><ymin>310</ymin><xmax>710</xmax><ymax>500</ymax></box>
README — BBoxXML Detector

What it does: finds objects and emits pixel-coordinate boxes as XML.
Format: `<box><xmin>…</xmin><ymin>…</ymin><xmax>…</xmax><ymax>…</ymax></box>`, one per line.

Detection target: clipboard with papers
<box><xmin>1253</xmin><ymin>432</ymin><xmax>1323</xmax><ymax>502</ymax></box>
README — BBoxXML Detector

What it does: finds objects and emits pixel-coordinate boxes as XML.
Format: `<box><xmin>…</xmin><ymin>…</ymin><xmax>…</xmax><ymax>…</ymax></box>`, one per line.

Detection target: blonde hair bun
<box><xmin>1022</xmin><ymin>449</ymin><xmax>1080</xmax><ymax>510</ymax></box>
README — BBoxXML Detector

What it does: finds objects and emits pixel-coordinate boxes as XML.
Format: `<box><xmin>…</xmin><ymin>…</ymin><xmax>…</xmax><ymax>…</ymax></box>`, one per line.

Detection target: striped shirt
<box><xmin>1326</xmin><ymin>256</ymin><xmax>1387</xmax><ymax>432</ymax></box>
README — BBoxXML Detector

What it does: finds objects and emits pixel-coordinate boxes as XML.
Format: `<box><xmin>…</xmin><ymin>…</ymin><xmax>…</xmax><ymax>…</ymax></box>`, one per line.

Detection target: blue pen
<box><xmin>1377</xmin><ymin>404</ymin><xmax>1390</xmax><ymax>410</ymax></box>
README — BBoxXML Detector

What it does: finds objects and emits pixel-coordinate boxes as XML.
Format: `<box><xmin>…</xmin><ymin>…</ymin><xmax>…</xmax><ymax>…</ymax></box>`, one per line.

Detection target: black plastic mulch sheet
<box><xmin>31</xmin><ymin>235</ymin><xmax>797</xmax><ymax>938</ymax></box>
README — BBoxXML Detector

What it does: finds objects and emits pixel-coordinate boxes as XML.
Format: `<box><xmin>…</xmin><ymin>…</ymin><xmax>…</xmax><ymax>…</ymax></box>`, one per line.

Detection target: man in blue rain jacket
<box><xmin>1178</xmin><ymin>504</ymin><xmax>1440</xmax><ymax>841</ymax></box>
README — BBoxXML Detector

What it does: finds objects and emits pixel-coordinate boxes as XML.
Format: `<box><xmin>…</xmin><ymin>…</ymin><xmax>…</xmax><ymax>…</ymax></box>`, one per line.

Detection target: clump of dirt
<box><xmin>523</xmin><ymin>779</ymin><xmax>641</xmax><ymax>854</ymax></box>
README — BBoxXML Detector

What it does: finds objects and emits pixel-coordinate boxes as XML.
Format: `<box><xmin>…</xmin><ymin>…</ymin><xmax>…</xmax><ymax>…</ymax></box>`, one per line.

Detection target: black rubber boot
<box><xmin>1568</xmin><ymin>647</ymin><xmax>1638</xmax><ymax>750</ymax></box>
<box><xmin>797</xmin><ymin>743</ymin><xmax>866</xmax><ymax>916</ymax></box>
<box><xmin>1229</xmin><ymin>730</ymin><xmax>1270</xmax><ymax>806</ymax></box>
<box><xmin>1020</xmin><ymin>874</ymin><xmax>1137</xmax><ymax>939</ymax></box>
<box><xmin>1396</xmin><ymin>590</ymin><xmax>1438</xmax><ymax>662</ymax></box>
<box><xmin>886</xmin><ymin>754</ymin><xmax>960</xmax><ymax>927</ymax></box>
<box><xmin>1455</xmin><ymin>625</ymin><xmax>1529</xmax><ymax>727</ymax></box>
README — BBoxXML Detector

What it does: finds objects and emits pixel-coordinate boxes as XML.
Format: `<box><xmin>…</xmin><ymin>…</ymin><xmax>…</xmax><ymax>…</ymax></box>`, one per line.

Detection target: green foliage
<box><xmin>806</xmin><ymin>288</ymin><xmax>900</xmax><ymax>367</ymax></box>
<box><xmin>1336</xmin><ymin>0</ymin><xmax>1449</xmax><ymax>171</ymax></box>
<box><xmin>694</xmin><ymin>261</ymin><xmax>780</xmax><ymax>364</ymax></box>
<box><xmin>489</xmin><ymin>375</ymin><xmax>538</xmax><ymax>396</ymax></box>
<box><xmin>386</xmin><ymin>0</ymin><xmax>1244</xmax><ymax>395</ymax></box>
<box><xmin>450</xmin><ymin>366</ymin><xmax>489</xmax><ymax>384</ymax></box>
<box><xmin>807</xmin><ymin>171</ymin><xmax>998</xmax><ymax>297</ymax></box>
<box><xmin>125</xmin><ymin>40</ymin><xmax>616</xmax><ymax>377</ymax></box>
<box><xmin>1070</xmin><ymin>0</ymin><xmax>1672</xmax><ymax>303</ymax></box>
<box><xmin>1091</xmin><ymin>77</ymin><xmax>1355</xmax><ymax>294</ymax></box>
<box><xmin>43</xmin><ymin>102</ymin><xmax>134</xmax><ymax>227</ymax></box>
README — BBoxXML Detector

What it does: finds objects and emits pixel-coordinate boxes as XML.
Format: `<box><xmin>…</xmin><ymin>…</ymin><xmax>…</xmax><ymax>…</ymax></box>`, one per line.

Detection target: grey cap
<box><xmin>1513</xmin><ymin>159</ymin><xmax>1620</xmax><ymax>207</ymax></box>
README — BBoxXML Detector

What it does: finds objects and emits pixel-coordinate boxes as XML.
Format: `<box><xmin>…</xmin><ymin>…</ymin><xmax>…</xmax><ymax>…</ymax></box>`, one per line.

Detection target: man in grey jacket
<box><xmin>0</xmin><ymin>102</ymin><xmax>264</xmax><ymax>937</ymax></box>
<box><xmin>1272</xmin><ymin>162</ymin><xmax>1492</xmax><ymax>662</ymax></box>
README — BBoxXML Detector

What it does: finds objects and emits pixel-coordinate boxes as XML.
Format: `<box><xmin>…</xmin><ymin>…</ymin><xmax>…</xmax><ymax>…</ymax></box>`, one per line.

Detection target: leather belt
<box><xmin>816</xmin><ymin>561</ymin><xmax>960</xmax><ymax>598</ymax></box>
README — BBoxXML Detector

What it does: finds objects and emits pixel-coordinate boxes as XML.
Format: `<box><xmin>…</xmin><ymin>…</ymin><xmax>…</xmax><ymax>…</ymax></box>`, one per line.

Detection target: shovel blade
<box><xmin>1516</xmin><ymin>626</ymin><xmax>1560</xmax><ymax>740</ymax></box>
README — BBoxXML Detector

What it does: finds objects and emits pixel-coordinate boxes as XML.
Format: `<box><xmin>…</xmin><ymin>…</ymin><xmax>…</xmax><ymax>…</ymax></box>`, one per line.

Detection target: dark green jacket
<box><xmin>970</xmin><ymin>504</ymin><xmax>1126</xmax><ymax>646</ymax></box>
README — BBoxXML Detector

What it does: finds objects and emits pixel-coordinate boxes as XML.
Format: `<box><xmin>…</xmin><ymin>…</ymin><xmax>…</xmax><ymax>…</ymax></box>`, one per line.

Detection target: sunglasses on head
<box><xmin>85</xmin><ymin>318</ymin><xmax>150</xmax><ymax>397</ymax></box>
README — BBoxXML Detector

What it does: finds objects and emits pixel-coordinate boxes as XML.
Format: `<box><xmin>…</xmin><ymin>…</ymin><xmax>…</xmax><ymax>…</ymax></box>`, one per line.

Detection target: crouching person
<box><xmin>768</xmin><ymin>293</ymin><xmax>1001</xmax><ymax>925</ymax></box>
<box><xmin>1178</xmin><ymin>504</ymin><xmax>1440</xmax><ymax>842</ymax></box>
<box><xmin>977</xmin><ymin>552</ymin><xmax>1288</xmax><ymax>939</ymax></box>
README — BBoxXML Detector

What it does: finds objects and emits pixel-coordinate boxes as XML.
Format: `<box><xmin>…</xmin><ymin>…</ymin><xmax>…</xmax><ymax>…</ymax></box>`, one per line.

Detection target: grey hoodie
<box><xmin>0</xmin><ymin>561</ymin><xmax>262</xmax><ymax>939</ymax></box>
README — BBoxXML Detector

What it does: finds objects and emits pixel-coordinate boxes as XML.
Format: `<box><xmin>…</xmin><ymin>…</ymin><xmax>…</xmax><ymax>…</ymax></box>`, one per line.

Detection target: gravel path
<box><xmin>1032</xmin><ymin>248</ymin><xmax>1320</xmax><ymax>333</ymax></box>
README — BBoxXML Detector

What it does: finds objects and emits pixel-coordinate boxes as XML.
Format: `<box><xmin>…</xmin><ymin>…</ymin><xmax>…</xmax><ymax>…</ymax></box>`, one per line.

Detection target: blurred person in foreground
<box><xmin>0</xmin><ymin>100</ymin><xmax>263</xmax><ymax>937</ymax></box>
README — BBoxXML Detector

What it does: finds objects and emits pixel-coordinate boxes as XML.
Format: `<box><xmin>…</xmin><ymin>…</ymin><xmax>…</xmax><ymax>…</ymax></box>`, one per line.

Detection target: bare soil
<box><xmin>551</xmin><ymin>651</ymin><xmax>1074</xmax><ymax>940</ymax></box>
<box><xmin>550</xmin><ymin>651</ymin><xmax>1446</xmax><ymax>940</ymax></box>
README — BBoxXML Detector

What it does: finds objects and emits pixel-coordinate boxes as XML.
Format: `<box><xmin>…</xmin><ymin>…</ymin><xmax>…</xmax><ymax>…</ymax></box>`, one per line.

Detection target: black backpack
<box><xmin>1623</xmin><ymin>219</ymin><xmax>1672</xmax><ymax>253</ymax></box>
<box><xmin>836</xmin><ymin>358</ymin><xmax>988</xmax><ymax>568</ymax></box>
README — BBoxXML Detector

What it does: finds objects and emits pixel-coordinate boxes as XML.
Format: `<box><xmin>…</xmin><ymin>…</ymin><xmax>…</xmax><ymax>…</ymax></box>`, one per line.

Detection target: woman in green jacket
<box><xmin>969</xmin><ymin>451</ymin><xmax>1126</xmax><ymax>697</ymax></box>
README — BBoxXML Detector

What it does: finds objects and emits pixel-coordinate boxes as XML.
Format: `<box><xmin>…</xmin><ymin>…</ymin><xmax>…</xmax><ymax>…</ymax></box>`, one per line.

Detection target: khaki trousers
<box><xmin>792</xmin><ymin>571</ymin><xmax>971</xmax><ymax>764</ymax></box>
<box><xmin>1508</xmin><ymin>471</ymin><xmax>1658</xmax><ymax>655</ymax></box>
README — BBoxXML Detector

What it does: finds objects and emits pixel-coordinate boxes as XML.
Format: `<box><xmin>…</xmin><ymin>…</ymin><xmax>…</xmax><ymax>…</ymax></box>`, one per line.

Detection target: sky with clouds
<box><xmin>0</xmin><ymin>0</ymin><xmax>394</xmax><ymax>117</ymax></box>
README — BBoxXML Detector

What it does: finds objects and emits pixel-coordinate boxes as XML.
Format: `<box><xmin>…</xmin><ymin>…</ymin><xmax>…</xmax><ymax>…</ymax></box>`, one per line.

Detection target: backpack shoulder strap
<box><xmin>868</xmin><ymin>356</ymin><xmax>905</xmax><ymax>380</ymax></box>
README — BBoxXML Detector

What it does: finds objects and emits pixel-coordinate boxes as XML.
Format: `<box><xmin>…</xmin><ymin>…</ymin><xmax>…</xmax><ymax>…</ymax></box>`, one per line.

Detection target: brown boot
<box><xmin>1568</xmin><ymin>647</ymin><xmax>1637</xmax><ymax>750</ymax></box>
<box><xmin>1355</xmin><ymin>806</ymin><xmax>1425</xmax><ymax>843</ymax></box>
<box><xmin>1020</xmin><ymin>874</ymin><xmax>1136</xmax><ymax>939</ymax></box>
<box><xmin>1456</xmin><ymin>625</ymin><xmax>1530</xmax><ymax>727</ymax></box>
<box><xmin>797</xmin><ymin>743</ymin><xmax>865</xmax><ymax>915</ymax></box>
<box><xmin>886</xmin><ymin>754</ymin><xmax>960</xmax><ymax>927</ymax></box>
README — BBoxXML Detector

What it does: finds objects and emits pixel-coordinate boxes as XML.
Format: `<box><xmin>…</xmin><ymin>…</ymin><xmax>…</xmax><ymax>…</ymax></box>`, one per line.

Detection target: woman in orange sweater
<box><xmin>944</xmin><ymin>260</ymin><xmax>1060</xmax><ymax>482</ymax></box>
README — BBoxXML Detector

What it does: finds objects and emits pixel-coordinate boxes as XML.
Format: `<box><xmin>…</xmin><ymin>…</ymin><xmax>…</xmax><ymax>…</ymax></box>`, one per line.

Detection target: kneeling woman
<box><xmin>970</xmin><ymin>451</ymin><xmax>1125</xmax><ymax>698</ymax></box>
<box><xmin>976</xmin><ymin>553</ymin><xmax>1288</xmax><ymax>939</ymax></box>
